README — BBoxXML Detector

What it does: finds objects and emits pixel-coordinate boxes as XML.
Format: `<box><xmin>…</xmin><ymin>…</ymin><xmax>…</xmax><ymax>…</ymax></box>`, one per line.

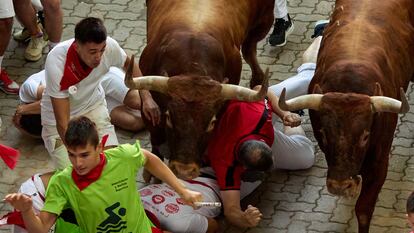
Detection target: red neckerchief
<box><xmin>60</xmin><ymin>42</ymin><xmax>93</xmax><ymax>91</ymax></box>
<box><xmin>71</xmin><ymin>153</ymin><xmax>106</xmax><ymax>191</ymax></box>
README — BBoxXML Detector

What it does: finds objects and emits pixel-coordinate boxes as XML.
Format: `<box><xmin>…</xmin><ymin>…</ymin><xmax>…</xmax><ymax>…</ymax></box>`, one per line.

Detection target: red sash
<box><xmin>60</xmin><ymin>42</ymin><xmax>93</xmax><ymax>91</ymax></box>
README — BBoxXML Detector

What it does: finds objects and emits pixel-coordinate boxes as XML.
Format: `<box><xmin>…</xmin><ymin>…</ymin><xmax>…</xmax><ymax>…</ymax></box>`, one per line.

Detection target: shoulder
<box><xmin>105</xmin><ymin>141</ymin><xmax>144</xmax><ymax>159</ymax></box>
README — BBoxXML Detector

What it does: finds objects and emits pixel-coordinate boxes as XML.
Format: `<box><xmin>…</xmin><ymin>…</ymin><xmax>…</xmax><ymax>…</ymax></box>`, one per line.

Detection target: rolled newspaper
<box><xmin>194</xmin><ymin>202</ymin><xmax>222</xmax><ymax>207</ymax></box>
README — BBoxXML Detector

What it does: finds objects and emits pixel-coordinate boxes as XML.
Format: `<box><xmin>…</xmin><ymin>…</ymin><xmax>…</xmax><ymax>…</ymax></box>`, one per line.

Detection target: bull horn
<box><xmin>220</xmin><ymin>68</ymin><xmax>269</xmax><ymax>101</ymax></box>
<box><xmin>124</xmin><ymin>55</ymin><xmax>169</xmax><ymax>93</ymax></box>
<box><xmin>278</xmin><ymin>88</ymin><xmax>323</xmax><ymax>111</ymax></box>
<box><xmin>370</xmin><ymin>88</ymin><xmax>409</xmax><ymax>113</ymax></box>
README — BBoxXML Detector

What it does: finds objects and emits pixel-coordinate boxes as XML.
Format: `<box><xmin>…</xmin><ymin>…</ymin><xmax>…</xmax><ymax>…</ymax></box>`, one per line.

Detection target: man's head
<box><xmin>65</xmin><ymin>116</ymin><xmax>101</xmax><ymax>175</ymax></box>
<box><xmin>74</xmin><ymin>17</ymin><xmax>107</xmax><ymax>68</ymax></box>
<box><xmin>238</xmin><ymin>139</ymin><xmax>273</xmax><ymax>172</ymax></box>
<box><xmin>407</xmin><ymin>192</ymin><xmax>414</xmax><ymax>230</ymax></box>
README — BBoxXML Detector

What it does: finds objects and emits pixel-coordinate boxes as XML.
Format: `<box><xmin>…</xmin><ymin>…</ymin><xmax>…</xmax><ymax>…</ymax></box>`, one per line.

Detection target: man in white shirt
<box><xmin>41</xmin><ymin>17</ymin><xmax>158</xmax><ymax>169</ymax></box>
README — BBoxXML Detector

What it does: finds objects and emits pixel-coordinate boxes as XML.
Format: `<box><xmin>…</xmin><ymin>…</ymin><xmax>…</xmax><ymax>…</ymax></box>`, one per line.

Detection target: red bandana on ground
<box><xmin>71</xmin><ymin>153</ymin><xmax>106</xmax><ymax>191</ymax></box>
<box><xmin>0</xmin><ymin>211</ymin><xmax>25</xmax><ymax>229</ymax></box>
<box><xmin>60</xmin><ymin>42</ymin><xmax>93</xmax><ymax>91</ymax></box>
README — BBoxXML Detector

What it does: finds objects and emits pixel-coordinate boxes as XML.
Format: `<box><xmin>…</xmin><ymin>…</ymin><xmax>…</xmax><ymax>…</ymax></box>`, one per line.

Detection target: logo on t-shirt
<box><xmin>139</xmin><ymin>188</ymin><xmax>152</xmax><ymax>197</ymax></box>
<box><xmin>152</xmin><ymin>195</ymin><xmax>165</xmax><ymax>204</ymax></box>
<box><xmin>161</xmin><ymin>189</ymin><xmax>175</xmax><ymax>197</ymax></box>
<box><xmin>96</xmin><ymin>202</ymin><xmax>127</xmax><ymax>233</ymax></box>
<box><xmin>176</xmin><ymin>198</ymin><xmax>185</xmax><ymax>205</ymax></box>
<box><xmin>165</xmin><ymin>203</ymin><xmax>179</xmax><ymax>214</ymax></box>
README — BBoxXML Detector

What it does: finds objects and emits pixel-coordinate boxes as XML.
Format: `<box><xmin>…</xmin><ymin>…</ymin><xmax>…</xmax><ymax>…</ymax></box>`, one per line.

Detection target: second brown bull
<box><xmin>125</xmin><ymin>0</ymin><xmax>275</xmax><ymax>178</ymax></box>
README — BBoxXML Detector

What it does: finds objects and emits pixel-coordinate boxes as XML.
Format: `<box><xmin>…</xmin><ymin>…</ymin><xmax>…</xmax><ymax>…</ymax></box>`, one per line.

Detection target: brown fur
<box><xmin>309</xmin><ymin>0</ymin><xmax>414</xmax><ymax>232</ymax></box>
<box><xmin>139</xmin><ymin>0</ymin><xmax>274</xmax><ymax>166</ymax></box>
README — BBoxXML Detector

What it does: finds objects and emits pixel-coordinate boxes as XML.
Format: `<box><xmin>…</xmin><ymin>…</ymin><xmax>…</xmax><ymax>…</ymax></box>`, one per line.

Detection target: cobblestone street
<box><xmin>1</xmin><ymin>0</ymin><xmax>413</xmax><ymax>232</ymax></box>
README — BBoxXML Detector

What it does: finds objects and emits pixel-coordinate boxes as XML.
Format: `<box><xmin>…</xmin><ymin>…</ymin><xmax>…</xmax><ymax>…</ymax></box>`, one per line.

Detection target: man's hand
<box><xmin>179</xmin><ymin>188</ymin><xmax>203</xmax><ymax>209</ymax></box>
<box><xmin>282</xmin><ymin>112</ymin><xmax>301</xmax><ymax>127</ymax></box>
<box><xmin>4</xmin><ymin>193</ymin><xmax>33</xmax><ymax>213</ymax></box>
<box><xmin>141</xmin><ymin>94</ymin><xmax>161</xmax><ymax>126</ymax></box>
<box><xmin>242</xmin><ymin>205</ymin><xmax>263</xmax><ymax>227</ymax></box>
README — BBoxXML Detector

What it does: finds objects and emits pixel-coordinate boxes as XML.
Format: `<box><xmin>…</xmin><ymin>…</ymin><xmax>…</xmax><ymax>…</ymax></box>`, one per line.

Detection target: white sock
<box><xmin>0</xmin><ymin>56</ymin><xmax>3</xmax><ymax>71</ymax></box>
<box><xmin>282</xmin><ymin>15</ymin><xmax>289</xmax><ymax>21</ymax></box>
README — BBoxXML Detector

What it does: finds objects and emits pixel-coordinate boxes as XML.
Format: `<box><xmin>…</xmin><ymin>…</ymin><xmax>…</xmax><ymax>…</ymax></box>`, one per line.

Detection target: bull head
<box><xmin>125</xmin><ymin>55</ymin><xmax>269</xmax><ymax>179</ymax></box>
<box><xmin>279</xmin><ymin>84</ymin><xmax>409</xmax><ymax>198</ymax></box>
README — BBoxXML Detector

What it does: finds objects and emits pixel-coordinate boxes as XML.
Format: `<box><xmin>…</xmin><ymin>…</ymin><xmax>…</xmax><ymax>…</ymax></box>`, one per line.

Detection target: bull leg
<box><xmin>225</xmin><ymin>48</ymin><xmax>243</xmax><ymax>84</ymax></box>
<box><xmin>355</xmin><ymin>153</ymin><xmax>388</xmax><ymax>233</ymax></box>
<box><xmin>242</xmin><ymin>8</ymin><xmax>274</xmax><ymax>88</ymax></box>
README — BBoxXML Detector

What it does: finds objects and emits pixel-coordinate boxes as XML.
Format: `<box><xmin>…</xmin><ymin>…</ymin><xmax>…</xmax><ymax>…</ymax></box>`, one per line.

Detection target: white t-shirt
<box><xmin>139</xmin><ymin>167</ymin><xmax>262</xmax><ymax>233</ymax></box>
<box><xmin>19</xmin><ymin>70</ymin><xmax>45</xmax><ymax>103</ymax></box>
<box><xmin>140</xmin><ymin>177</ymin><xmax>221</xmax><ymax>233</ymax></box>
<box><xmin>41</xmin><ymin>37</ymin><xmax>127</xmax><ymax>125</ymax></box>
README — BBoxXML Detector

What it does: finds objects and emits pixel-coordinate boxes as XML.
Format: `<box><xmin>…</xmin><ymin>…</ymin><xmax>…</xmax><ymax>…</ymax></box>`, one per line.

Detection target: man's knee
<box><xmin>0</xmin><ymin>17</ymin><xmax>13</xmax><ymax>28</ymax></box>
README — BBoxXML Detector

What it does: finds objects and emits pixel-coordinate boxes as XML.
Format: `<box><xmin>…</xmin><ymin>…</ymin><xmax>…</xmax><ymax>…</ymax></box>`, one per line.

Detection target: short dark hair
<box><xmin>238</xmin><ymin>140</ymin><xmax>273</xmax><ymax>171</ymax></box>
<box><xmin>65</xmin><ymin>116</ymin><xmax>99</xmax><ymax>149</ymax></box>
<box><xmin>407</xmin><ymin>192</ymin><xmax>414</xmax><ymax>214</ymax></box>
<box><xmin>75</xmin><ymin>17</ymin><xmax>107</xmax><ymax>44</ymax></box>
<box><xmin>20</xmin><ymin>114</ymin><xmax>42</xmax><ymax>136</ymax></box>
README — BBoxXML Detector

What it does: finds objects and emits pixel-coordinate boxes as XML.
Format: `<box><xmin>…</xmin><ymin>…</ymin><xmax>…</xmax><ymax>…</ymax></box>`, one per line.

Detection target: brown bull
<box><xmin>279</xmin><ymin>0</ymin><xmax>414</xmax><ymax>232</ymax></box>
<box><xmin>125</xmin><ymin>0</ymin><xmax>274</xmax><ymax>178</ymax></box>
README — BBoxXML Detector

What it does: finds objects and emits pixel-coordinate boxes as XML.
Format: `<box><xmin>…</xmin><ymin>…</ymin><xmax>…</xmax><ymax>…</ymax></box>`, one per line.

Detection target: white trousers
<box><xmin>269</xmin><ymin>63</ymin><xmax>316</xmax><ymax>170</ymax></box>
<box><xmin>274</xmin><ymin>0</ymin><xmax>288</xmax><ymax>18</ymax></box>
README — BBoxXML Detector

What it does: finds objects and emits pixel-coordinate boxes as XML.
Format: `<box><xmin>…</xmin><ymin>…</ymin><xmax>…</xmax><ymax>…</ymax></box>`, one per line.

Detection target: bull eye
<box><xmin>165</xmin><ymin>111</ymin><xmax>173</xmax><ymax>128</ymax></box>
<box><xmin>206</xmin><ymin>116</ymin><xmax>217</xmax><ymax>132</ymax></box>
<box><xmin>359</xmin><ymin>130</ymin><xmax>370</xmax><ymax>147</ymax></box>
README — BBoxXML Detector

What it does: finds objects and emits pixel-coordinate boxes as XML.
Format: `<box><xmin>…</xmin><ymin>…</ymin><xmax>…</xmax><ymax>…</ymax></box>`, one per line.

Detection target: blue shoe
<box><xmin>312</xmin><ymin>20</ymin><xmax>329</xmax><ymax>38</ymax></box>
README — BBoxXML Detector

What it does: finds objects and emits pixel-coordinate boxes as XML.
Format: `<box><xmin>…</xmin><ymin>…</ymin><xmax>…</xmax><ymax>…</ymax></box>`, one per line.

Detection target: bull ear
<box><xmin>374</xmin><ymin>82</ymin><xmax>383</xmax><ymax>96</ymax></box>
<box><xmin>313</xmin><ymin>84</ymin><xmax>323</xmax><ymax>94</ymax></box>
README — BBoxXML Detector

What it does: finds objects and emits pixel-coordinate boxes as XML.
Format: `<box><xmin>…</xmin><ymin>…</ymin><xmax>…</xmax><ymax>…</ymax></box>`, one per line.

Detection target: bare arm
<box><xmin>4</xmin><ymin>193</ymin><xmax>57</xmax><ymax>233</ymax></box>
<box><xmin>50</xmin><ymin>97</ymin><xmax>70</xmax><ymax>143</ymax></box>
<box><xmin>253</xmin><ymin>85</ymin><xmax>301</xmax><ymax>127</ymax></box>
<box><xmin>221</xmin><ymin>190</ymin><xmax>262</xmax><ymax>228</ymax></box>
<box><xmin>123</xmin><ymin>55</ymin><xmax>160</xmax><ymax>126</ymax></box>
<box><xmin>16</xmin><ymin>101</ymin><xmax>41</xmax><ymax>115</ymax></box>
<box><xmin>142</xmin><ymin>149</ymin><xmax>202</xmax><ymax>207</ymax></box>
<box><xmin>206</xmin><ymin>217</ymin><xmax>219</xmax><ymax>233</ymax></box>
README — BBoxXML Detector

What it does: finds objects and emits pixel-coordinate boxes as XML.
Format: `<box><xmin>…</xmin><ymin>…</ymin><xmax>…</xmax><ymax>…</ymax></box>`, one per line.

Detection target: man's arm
<box><xmin>123</xmin><ymin>55</ymin><xmax>160</xmax><ymax>126</ymax></box>
<box><xmin>221</xmin><ymin>190</ymin><xmax>262</xmax><ymax>228</ymax></box>
<box><xmin>141</xmin><ymin>149</ymin><xmax>202</xmax><ymax>207</ymax></box>
<box><xmin>206</xmin><ymin>218</ymin><xmax>219</xmax><ymax>233</ymax></box>
<box><xmin>50</xmin><ymin>97</ymin><xmax>70</xmax><ymax>143</ymax></box>
<box><xmin>4</xmin><ymin>193</ymin><xmax>57</xmax><ymax>233</ymax></box>
<box><xmin>253</xmin><ymin>85</ymin><xmax>301</xmax><ymax>127</ymax></box>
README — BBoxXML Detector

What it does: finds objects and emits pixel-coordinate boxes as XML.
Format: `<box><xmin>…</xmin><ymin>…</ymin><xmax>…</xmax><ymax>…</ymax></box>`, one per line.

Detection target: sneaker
<box><xmin>13</xmin><ymin>27</ymin><xmax>31</xmax><ymax>43</ymax></box>
<box><xmin>13</xmin><ymin>13</ymin><xmax>45</xmax><ymax>43</ymax></box>
<box><xmin>0</xmin><ymin>69</ymin><xmax>20</xmax><ymax>95</ymax></box>
<box><xmin>312</xmin><ymin>20</ymin><xmax>330</xmax><ymax>38</ymax></box>
<box><xmin>269</xmin><ymin>14</ymin><xmax>294</xmax><ymax>47</ymax></box>
<box><xmin>24</xmin><ymin>33</ymin><xmax>48</xmax><ymax>62</ymax></box>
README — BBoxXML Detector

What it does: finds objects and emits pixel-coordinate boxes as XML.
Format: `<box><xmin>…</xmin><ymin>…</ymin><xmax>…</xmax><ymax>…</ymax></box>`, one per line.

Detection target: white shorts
<box><xmin>41</xmin><ymin>101</ymin><xmax>118</xmax><ymax>169</ymax></box>
<box><xmin>0</xmin><ymin>0</ymin><xmax>14</xmax><ymax>18</ymax></box>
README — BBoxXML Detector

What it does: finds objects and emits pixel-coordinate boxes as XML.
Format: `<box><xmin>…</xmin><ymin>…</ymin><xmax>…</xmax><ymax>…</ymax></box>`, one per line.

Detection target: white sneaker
<box><xmin>24</xmin><ymin>34</ymin><xmax>48</xmax><ymax>62</ymax></box>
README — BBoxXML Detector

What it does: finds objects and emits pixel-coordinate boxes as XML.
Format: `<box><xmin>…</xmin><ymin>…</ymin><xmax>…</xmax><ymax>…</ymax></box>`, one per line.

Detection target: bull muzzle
<box><xmin>326</xmin><ymin>175</ymin><xmax>362</xmax><ymax>198</ymax></box>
